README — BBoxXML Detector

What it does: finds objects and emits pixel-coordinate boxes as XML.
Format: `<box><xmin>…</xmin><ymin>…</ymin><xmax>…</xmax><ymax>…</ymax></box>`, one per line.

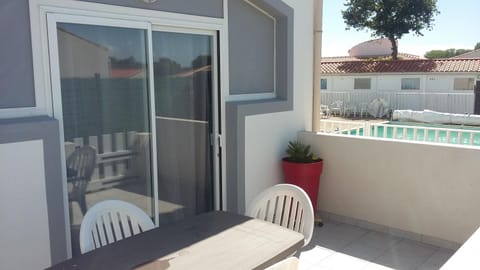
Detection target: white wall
<box><xmin>324</xmin><ymin>73</ymin><xmax>478</xmax><ymax>92</ymax></box>
<box><xmin>244</xmin><ymin>0</ymin><xmax>314</xmax><ymax>209</ymax></box>
<box><xmin>299</xmin><ymin>132</ymin><xmax>480</xmax><ymax>244</ymax></box>
<box><xmin>0</xmin><ymin>140</ymin><xmax>51</xmax><ymax>269</ymax></box>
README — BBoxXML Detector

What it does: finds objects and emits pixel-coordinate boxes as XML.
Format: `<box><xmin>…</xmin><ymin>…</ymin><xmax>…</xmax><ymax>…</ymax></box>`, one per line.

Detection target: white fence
<box><xmin>318</xmin><ymin>119</ymin><xmax>369</xmax><ymax>135</ymax></box>
<box><xmin>319</xmin><ymin>120</ymin><xmax>480</xmax><ymax>147</ymax></box>
<box><xmin>321</xmin><ymin>91</ymin><xmax>475</xmax><ymax>114</ymax></box>
<box><xmin>65</xmin><ymin>131</ymin><xmax>151</xmax><ymax>192</ymax></box>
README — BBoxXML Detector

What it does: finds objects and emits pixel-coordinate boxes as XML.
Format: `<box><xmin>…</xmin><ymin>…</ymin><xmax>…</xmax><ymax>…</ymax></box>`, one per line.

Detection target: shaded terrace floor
<box><xmin>298</xmin><ymin>220</ymin><xmax>456</xmax><ymax>270</ymax></box>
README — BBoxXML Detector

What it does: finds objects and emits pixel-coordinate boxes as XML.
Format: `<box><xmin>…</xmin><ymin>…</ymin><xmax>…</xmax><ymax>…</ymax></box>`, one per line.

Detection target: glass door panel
<box><xmin>152</xmin><ymin>31</ymin><xmax>215</xmax><ymax>224</ymax></box>
<box><xmin>54</xmin><ymin>22</ymin><xmax>155</xmax><ymax>255</ymax></box>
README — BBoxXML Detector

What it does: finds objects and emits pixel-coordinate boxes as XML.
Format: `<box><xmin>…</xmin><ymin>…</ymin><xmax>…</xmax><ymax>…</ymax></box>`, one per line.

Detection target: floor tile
<box><xmin>312</xmin><ymin>222</ymin><xmax>369</xmax><ymax>251</ymax></box>
<box><xmin>340</xmin><ymin>231</ymin><xmax>402</xmax><ymax>261</ymax></box>
<box><xmin>363</xmin><ymin>262</ymin><xmax>396</xmax><ymax>270</ymax></box>
<box><xmin>300</xmin><ymin>221</ymin><xmax>456</xmax><ymax>270</ymax></box>
<box><xmin>416</xmin><ymin>248</ymin><xmax>455</xmax><ymax>270</ymax></box>
<box><xmin>317</xmin><ymin>252</ymin><xmax>370</xmax><ymax>269</ymax></box>
<box><xmin>298</xmin><ymin>246</ymin><xmax>335</xmax><ymax>269</ymax></box>
<box><xmin>372</xmin><ymin>240</ymin><xmax>438</xmax><ymax>270</ymax></box>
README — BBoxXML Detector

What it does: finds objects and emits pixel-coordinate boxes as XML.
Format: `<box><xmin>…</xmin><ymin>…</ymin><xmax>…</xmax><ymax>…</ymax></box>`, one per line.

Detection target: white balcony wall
<box><xmin>0</xmin><ymin>140</ymin><xmax>51</xmax><ymax>269</ymax></box>
<box><xmin>299</xmin><ymin>132</ymin><xmax>480</xmax><ymax>245</ymax></box>
<box><xmin>244</xmin><ymin>0</ymin><xmax>314</xmax><ymax>209</ymax></box>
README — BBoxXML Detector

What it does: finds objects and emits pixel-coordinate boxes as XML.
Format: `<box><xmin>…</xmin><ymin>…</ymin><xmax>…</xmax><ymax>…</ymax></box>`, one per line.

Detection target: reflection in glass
<box><xmin>57</xmin><ymin>23</ymin><xmax>154</xmax><ymax>255</ymax></box>
<box><xmin>153</xmin><ymin>31</ymin><xmax>214</xmax><ymax>224</ymax></box>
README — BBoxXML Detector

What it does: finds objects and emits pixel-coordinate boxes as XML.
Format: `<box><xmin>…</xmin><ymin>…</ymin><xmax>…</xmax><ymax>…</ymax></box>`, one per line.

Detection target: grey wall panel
<box><xmin>0</xmin><ymin>0</ymin><xmax>35</xmax><ymax>109</ymax></box>
<box><xmin>225</xmin><ymin>0</ymin><xmax>293</xmax><ymax>213</ymax></box>
<box><xmin>228</xmin><ymin>0</ymin><xmax>275</xmax><ymax>95</ymax></box>
<box><xmin>80</xmin><ymin>0</ymin><xmax>223</xmax><ymax>18</ymax></box>
<box><xmin>0</xmin><ymin>117</ymin><xmax>67</xmax><ymax>265</ymax></box>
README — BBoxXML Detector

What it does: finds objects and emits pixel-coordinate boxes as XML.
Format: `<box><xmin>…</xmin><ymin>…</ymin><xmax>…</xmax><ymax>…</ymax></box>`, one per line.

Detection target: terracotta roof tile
<box><xmin>322</xmin><ymin>53</ymin><xmax>420</xmax><ymax>63</ymax></box>
<box><xmin>321</xmin><ymin>59</ymin><xmax>480</xmax><ymax>74</ymax></box>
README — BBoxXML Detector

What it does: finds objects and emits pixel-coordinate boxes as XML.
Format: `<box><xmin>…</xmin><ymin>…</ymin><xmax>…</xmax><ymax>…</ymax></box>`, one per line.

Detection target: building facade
<box><xmin>0</xmin><ymin>0</ymin><xmax>315</xmax><ymax>268</ymax></box>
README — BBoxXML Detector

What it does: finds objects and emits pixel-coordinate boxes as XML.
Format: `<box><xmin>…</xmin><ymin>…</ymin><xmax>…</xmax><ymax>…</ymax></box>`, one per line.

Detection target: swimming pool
<box><xmin>348</xmin><ymin>121</ymin><xmax>480</xmax><ymax>146</ymax></box>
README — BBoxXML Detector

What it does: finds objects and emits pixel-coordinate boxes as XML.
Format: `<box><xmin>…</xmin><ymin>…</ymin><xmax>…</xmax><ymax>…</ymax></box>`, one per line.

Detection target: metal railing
<box><xmin>370</xmin><ymin>123</ymin><xmax>480</xmax><ymax>146</ymax></box>
<box><xmin>318</xmin><ymin>120</ymin><xmax>369</xmax><ymax>135</ymax></box>
<box><xmin>319</xmin><ymin>119</ymin><xmax>480</xmax><ymax>147</ymax></box>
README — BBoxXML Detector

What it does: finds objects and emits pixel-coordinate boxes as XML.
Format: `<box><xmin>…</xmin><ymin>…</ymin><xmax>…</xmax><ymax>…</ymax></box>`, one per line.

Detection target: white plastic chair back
<box><xmin>80</xmin><ymin>200</ymin><xmax>155</xmax><ymax>253</ymax></box>
<box><xmin>66</xmin><ymin>145</ymin><xmax>97</xmax><ymax>214</ymax></box>
<box><xmin>247</xmin><ymin>184</ymin><xmax>314</xmax><ymax>246</ymax></box>
<box><xmin>320</xmin><ymin>104</ymin><xmax>330</xmax><ymax>118</ymax></box>
<box><xmin>265</xmin><ymin>257</ymin><xmax>299</xmax><ymax>270</ymax></box>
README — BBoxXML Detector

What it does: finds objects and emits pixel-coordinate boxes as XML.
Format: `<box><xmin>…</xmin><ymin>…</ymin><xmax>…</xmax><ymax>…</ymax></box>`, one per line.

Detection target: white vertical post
<box><xmin>312</xmin><ymin>0</ymin><xmax>323</xmax><ymax>132</ymax></box>
<box><xmin>102</xmin><ymin>134</ymin><xmax>113</xmax><ymax>179</ymax></box>
<box><xmin>365</xmin><ymin>122</ymin><xmax>370</xmax><ymax>137</ymax></box>
<box><xmin>115</xmin><ymin>132</ymin><xmax>126</xmax><ymax>174</ymax></box>
<box><xmin>88</xmin><ymin>135</ymin><xmax>99</xmax><ymax>180</ymax></box>
<box><xmin>74</xmin><ymin>137</ymin><xmax>83</xmax><ymax>147</ymax></box>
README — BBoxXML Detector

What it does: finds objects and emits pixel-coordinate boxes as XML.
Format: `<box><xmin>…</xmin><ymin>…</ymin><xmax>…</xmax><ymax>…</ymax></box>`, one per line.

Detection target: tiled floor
<box><xmin>298</xmin><ymin>220</ymin><xmax>456</xmax><ymax>270</ymax></box>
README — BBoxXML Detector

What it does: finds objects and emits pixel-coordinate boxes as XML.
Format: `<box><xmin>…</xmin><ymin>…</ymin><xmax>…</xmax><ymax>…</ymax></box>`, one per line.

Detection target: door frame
<box><xmin>46</xmin><ymin>12</ymin><xmax>159</xmax><ymax>255</ymax></box>
<box><xmin>151</xmin><ymin>26</ymin><xmax>222</xmax><ymax>210</ymax></box>
<box><xmin>35</xmin><ymin>1</ymin><xmax>227</xmax><ymax>258</ymax></box>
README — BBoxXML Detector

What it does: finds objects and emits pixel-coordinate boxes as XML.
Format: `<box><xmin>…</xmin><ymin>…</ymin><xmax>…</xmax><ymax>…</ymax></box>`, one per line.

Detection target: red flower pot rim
<box><xmin>282</xmin><ymin>157</ymin><xmax>323</xmax><ymax>163</ymax></box>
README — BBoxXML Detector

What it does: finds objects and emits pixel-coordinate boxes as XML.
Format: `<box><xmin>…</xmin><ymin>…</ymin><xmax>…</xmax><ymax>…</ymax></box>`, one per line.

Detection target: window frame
<box><xmin>320</xmin><ymin>78</ymin><xmax>327</xmax><ymax>90</ymax></box>
<box><xmin>401</xmin><ymin>78</ymin><xmax>421</xmax><ymax>90</ymax></box>
<box><xmin>354</xmin><ymin>78</ymin><xmax>371</xmax><ymax>90</ymax></box>
<box><xmin>453</xmin><ymin>77</ymin><xmax>475</xmax><ymax>91</ymax></box>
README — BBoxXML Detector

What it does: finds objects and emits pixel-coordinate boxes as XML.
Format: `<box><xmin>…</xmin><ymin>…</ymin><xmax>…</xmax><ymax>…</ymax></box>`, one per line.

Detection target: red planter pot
<box><xmin>281</xmin><ymin>158</ymin><xmax>323</xmax><ymax>212</ymax></box>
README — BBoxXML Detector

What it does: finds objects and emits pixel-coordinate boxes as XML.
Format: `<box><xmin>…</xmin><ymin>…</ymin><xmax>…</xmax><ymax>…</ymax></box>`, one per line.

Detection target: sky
<box><xmin>322</xmin><ymin>0</ymin><xmax>480</xmax><ymax>57</ymax></box>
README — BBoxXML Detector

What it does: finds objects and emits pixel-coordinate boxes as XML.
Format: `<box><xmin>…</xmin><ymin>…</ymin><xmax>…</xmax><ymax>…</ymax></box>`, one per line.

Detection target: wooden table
<box><xmin>48</xmin><ymin>211</ymin><xmax>304</xmax><ymax>270</ymax></box>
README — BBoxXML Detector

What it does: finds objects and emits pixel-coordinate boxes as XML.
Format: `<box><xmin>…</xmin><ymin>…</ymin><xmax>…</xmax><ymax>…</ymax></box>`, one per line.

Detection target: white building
<box><xmin>320</xmin><ymin>58</ymin><xmax>480</xmax><ymax>114</ymax></box>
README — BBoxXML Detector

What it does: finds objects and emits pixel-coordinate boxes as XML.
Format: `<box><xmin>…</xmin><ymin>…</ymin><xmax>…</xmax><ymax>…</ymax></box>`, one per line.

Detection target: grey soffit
<box><xmin>225</xmin><ymin>0</ymin><xmax>293</xmax><ymax>213</ymax></box>
<box><xmin>79</xmin><ymin>0</ymin><xmax>224</xmax><ymax>18</ymax></box>
<box><xmin>228</xmin><ymin>0</ymin><xmax>275</xmax><ymax>95</ymax></box>
<box><xmin>0</xmin><ymin>116</ymin><xmax>67</xmax><ymax>264</ymax></box>
<box><xmin>0</xmin><ymin>0</ymin><xmax>36</xmax><ymax>109</ymax></box>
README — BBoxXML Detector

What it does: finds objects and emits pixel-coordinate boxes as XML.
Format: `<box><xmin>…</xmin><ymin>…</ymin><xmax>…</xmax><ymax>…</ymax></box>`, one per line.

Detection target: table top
<box><xmin>48</xmin><ymin>211</ymin><xmax>304</xmax><ymax>270</ymax></box>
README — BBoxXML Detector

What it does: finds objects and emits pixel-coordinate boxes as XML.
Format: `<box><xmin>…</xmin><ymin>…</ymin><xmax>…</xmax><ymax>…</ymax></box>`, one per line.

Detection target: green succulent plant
<box><xmin>285</xmin><ymin>141</ymin><xmax>321</xmax><ymax>163</ymax></box>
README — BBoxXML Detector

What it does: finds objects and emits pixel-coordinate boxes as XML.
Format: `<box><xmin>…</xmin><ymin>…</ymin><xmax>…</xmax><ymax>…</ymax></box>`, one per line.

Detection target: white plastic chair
<box><xmin>320</xmin><ymin>104</ymin><xmax>330</xmax><ymax>119</ymax></box>
<box><xmin>357</xmin><ymin>102</ymin><xmax>369</xmax><ymax>118</ymax></box>
<box><xmin>343</xmin><ymin>102</ymin><xmax>355</xmax><ymax>117</ymax></box>
<box><xmin>66</xmin><ymin>145</ymin><xmax>97</xmax><ymax>214</ymax></box>
<box><xmin>247</xmin><ymin>184</ymin><xmax>314</xmax><ymax>246</ymax></box>
<box><xmin>330</xmin><ymin>100</ymin><xmax>344</xmax><ymax>116</ymax></box>
<box><xmin>79</xmin><ymin>200</ymin><xmax>155</xmax><ymax>253</ymax></box>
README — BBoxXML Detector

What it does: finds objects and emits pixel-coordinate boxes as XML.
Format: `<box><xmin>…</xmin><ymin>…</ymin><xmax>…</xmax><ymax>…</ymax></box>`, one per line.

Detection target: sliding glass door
<box><xmin>152</xmin><ymin>30</ymin><xmax>215</xmax><ymax>224</ymax></box>
<box><xmin>49</xmin><ymin>17</ymin><xmax>157</xmax><ymax>255</ymax></box>
<box><xmin>48</xmin><ymin>15</ymin><xmax>218</xmax><ymax>255</ymax></box>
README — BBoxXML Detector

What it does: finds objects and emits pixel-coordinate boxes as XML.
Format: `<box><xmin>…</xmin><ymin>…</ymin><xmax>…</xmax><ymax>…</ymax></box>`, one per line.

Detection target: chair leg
<box><xmin>79</xmin><ymin>196</ymin><xmax>87</xmax><ymax>215</ymax></box>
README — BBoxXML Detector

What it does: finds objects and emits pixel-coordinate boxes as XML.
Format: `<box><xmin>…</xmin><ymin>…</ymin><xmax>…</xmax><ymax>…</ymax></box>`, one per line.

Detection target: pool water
<box><xmin>348</xmin><ymin>121</ymin><xmax>480</xmax><ymax>146</ymax></box>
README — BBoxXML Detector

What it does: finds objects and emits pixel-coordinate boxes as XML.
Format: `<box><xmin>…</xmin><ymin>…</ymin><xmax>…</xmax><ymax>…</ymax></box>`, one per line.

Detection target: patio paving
<box><xmin>298</xmin><ymin>220</ymin><xmax>456</xmax><ymax>270</ymax></box>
